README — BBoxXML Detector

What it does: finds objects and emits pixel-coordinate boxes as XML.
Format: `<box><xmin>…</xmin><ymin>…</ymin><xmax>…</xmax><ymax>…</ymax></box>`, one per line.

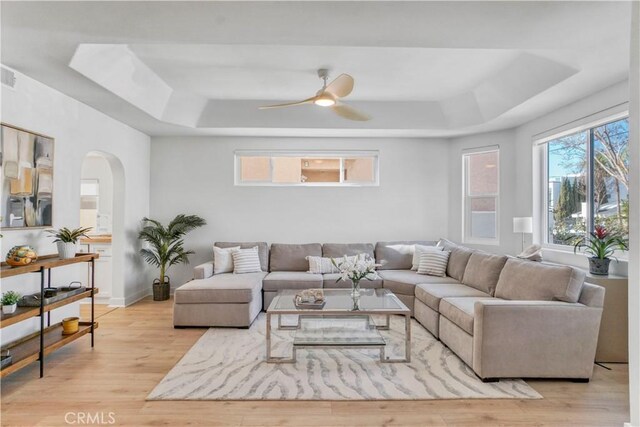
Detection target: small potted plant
<box><xmin>574</xmin><ymin>225</ymin><xmax>628</xmax><ymax>275</ymax></box>
<box><xmin>2</xmin><ymin>291</ymin><xmax>21</xmax><ymax>314</ymax></box>
<box><xmin>138</xmin><ymin>214</ymin><xmax>206</xmax><ymax>301</ymax></box>
<box><xmin>46</xmin><ymin>227</ymin><xmax>92</xmax><ymax>259</ymax></box>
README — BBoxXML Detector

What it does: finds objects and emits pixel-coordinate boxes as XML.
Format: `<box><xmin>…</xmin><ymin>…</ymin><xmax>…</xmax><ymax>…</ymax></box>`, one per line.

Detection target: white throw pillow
<box><xmin>213</xmin><ymin>246</ymin><xmax>240</xmax><ymax>274</ymax></box>
<box><xmin>232</xmin><ymin>247</ymin><xmax>262</xmax><ymax>274</ymax></box>
<box><xmin>306</xmin><ymin>256</ymin><xmax>339</xmax><ymax>274</ymax></box>
<box><xmin>411</xmin><ymin>245</ymin><xmax>443</xmax><ymax>271</ymax></box>
<box><xmin>417</xmin><ymin>250</ymin><xmax>450</xmax><ymax>277</ymax></box>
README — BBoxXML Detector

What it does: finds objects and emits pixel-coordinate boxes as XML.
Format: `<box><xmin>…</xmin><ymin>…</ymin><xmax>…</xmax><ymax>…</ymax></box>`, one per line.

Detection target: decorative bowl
<box><xmin>5</xmin><ymin>246</ymin><xmax>38</xmax><ymax>267</ymax></box>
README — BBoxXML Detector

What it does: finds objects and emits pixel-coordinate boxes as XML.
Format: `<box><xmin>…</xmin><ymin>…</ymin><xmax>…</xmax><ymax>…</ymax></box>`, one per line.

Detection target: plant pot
<box><xmin>2</xmin><ymin>304</ymin><xmax>17</xmax><ymax>314</ymax></box>
<box><xmin>153</xmin><ymin>277</ymin><xmax>170</xmax><ymax>301</ymax></box>
<box><xmin>589</xmin><ymin>257</ymin><xmax>611</xmax><ymax>276</ymax></box>
<box><xmin>56</xmin><ymin>241</ymin><xmax>78</xmax><ymax>259</ymax></box>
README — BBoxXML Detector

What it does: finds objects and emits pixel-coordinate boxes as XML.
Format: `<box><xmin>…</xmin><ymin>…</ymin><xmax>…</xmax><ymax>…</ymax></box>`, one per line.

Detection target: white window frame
<box><xmin>462</xmin><ymin>146</ymin><xmax>500</xmax><ymax>246</ymax></box>
<box><xmin>234</xmin><ymin>150</ymin><xmax>380</xmax><ymax>187</ymax></box>
<box><xmin>536</xmin><ymin>110</ymin><xmax>629</xmax><ymax>255</ymax></box>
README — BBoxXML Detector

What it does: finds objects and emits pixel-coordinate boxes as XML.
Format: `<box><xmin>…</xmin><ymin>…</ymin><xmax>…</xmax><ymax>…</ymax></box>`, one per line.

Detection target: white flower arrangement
<box><xmin>331</xmin><ymin>254</ymin><xmax>379</xmax><ymax>286</ymax></box>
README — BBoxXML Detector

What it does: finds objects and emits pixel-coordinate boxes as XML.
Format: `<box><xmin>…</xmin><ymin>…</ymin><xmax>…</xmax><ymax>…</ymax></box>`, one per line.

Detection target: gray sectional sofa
<box><xmin>173</xmin><ymin>240</ymin><xmax>605</xmax><ymax>381</ymax></box>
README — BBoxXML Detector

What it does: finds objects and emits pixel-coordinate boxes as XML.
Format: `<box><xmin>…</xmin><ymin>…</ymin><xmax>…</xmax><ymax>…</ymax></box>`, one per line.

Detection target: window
<box><xmin>463</xmin><ymin>147</ymin><xmax>499</xmax><ymax>244</ymax></box>
<box><xmin>543</xmin><ymin>117</ymin><xmax>629</xmax><ymax>246</ymax></box>
<box><xmin>235</xmin><ymin>151</ymin><xmax>379</xmax><ymax>186</ymax></box>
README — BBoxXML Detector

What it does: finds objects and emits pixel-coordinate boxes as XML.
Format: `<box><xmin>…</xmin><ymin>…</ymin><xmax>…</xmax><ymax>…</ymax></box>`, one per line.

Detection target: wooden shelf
<box><xmin>0</xmin><ymin>252</ymin><xmax>98</xmax><ymax>378</ymax></box>
<box><xmin>1</xmin><ymin>321</ymin><xmax>98</xmax><ymax>378</ymax></box>
<box><xmin>1</xmin><ymin>253</ymin><xmax>99</xmax><ymax>278</ymax></box>
<box><xmin>0</xmin><ymin>288</ymin><xmax>99</xmax><ymax>329</ymax></box>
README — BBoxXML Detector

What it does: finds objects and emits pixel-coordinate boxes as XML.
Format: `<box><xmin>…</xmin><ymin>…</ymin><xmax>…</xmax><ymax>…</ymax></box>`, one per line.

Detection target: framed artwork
<box><xmin>0</xmin><ymin>123</ymin><xmax>54</xmax><ymax>229</ymax></box>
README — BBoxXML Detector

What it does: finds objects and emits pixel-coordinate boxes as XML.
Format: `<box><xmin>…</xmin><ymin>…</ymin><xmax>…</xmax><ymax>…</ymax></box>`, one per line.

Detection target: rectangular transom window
<box><xmin>541</xmin><ymin>116</ymin><xmax>629</xmax><ymax>247</ymax></box>
<box><xmin>463</xmin><ymin>147</ymin><xmax>500</xmax><ymax>244</ymax></box>
<box><xmin>235</xmin><ymin>151</ymin><xmax>379</xmax><ymax>186</ymax></box>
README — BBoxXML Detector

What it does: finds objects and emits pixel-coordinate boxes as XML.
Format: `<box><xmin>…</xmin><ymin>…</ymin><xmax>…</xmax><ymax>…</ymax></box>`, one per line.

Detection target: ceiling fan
<box><xmin>258</xmin><ymin>69</ymin><xmax>371</xmax><ymax>121</ymax></box>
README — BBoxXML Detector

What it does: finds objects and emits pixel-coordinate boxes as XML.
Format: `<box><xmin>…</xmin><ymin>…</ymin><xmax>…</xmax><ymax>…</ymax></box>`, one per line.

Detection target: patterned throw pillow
<box><xmin>417</xmin><ymin>251</ymin><xmax>450</xmax><ymax>277</ymax></box>
<box><xmin>411</xmin><ymin>245</ymin><xmax>444</xmax><ymax>271</ymax></box>
<box><xmin>232</xmin><ymin>247</ymin><xmax>262</xmax><ymax>274</ymax></box>
<box><xmin>306</xmin><ymin>256</ymin><xmax>340</xmax><ymax>274</ymax></box>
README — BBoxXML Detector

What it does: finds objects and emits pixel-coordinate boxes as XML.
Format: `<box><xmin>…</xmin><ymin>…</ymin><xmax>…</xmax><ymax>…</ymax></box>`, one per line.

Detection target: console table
<box><xmin>0</xmin><ymin>253</ymin><xmax>99</xmax><ymax>378</ymax></box>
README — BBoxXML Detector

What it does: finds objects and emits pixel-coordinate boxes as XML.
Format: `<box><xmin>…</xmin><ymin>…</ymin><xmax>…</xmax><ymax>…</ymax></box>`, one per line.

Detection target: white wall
<box><xmin>626</xmin><ymin>3</ymin><xmax>639</xmax><ymax>425</ymax></box>
<box><xmin>1</xmin><ymin>67</ymin><xmax>151</xmax><ymax>343</ymax></box>
<box><xmin>150</xmin><ymin>136</ymin><xmax>450</xmax><ymax>287</ymax></box>
<box><xmin>447</xmin><ymin>128</ymin><xmax>519</xmax><ymax>255</ymax></box>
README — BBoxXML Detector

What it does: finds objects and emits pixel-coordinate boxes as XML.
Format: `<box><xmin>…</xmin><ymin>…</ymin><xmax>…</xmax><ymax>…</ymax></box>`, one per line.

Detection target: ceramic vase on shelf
<box><xmin>2</xmin><ymin>304</ymin><xmax>17</xmax><ymax>315</ymax></box>
<box><xmin>57</xmin><ymin>241</ymin><xmax>77</xmax><ymax>259</ymax></box>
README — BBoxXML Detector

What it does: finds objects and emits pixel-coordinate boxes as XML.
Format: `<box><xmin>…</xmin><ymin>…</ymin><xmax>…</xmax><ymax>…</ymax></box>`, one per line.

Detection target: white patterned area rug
<box><xmin>148</xmin><ymin>314</ymin><xmax>542</xmax><ymax>401</ymax></box>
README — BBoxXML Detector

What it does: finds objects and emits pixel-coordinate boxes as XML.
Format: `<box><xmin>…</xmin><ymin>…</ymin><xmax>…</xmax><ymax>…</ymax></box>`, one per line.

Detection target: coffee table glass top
<box><xmin>268</xmin><ymin>288</ymin><xmax>409</xmax><ymax>313</ymax></box>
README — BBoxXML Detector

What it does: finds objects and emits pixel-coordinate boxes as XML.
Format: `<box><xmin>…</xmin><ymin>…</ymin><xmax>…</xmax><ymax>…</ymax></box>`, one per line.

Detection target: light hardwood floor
<box><xmin>0</xmin><ymin>297</ymin><xmax>630</xmax><ymax>426</ymax></box>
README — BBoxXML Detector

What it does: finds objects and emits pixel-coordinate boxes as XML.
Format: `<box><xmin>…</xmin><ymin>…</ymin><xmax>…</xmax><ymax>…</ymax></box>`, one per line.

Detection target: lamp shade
<box><xmin>513</xmin><ymin>217</ymin><xmax>533</xmax><ymax>233</ymax></box>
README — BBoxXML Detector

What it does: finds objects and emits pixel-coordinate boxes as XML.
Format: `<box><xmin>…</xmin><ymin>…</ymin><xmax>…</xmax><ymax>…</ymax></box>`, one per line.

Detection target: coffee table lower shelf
<box><xmin>266</xmin><ymin>313</ymin><xmax>410</xmax><ymax>364</ymax></box>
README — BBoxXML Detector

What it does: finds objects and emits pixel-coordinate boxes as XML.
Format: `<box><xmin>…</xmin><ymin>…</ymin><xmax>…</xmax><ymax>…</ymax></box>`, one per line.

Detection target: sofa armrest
<box><xmin>194</xmin><ymin>261</ymin><xmax>214</xmax><ymax>280</ymax></box>
<box><xmin>473</xmin><ymin>300</ymin><xmax>603</xmax><ymax>379</ymax></box>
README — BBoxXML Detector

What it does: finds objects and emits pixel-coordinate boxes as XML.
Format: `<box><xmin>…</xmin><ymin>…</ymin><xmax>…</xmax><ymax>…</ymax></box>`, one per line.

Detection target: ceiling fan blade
<box><xmin>331</xmin><ymin>103</ymin><xmax>371</xmax><ymax>121</ymax></box>
<box><xmin>325</xmin><ymin>74</ymin><xmax>354</xmax><ymax>98</ymax></box>
<box><xmin>258</xmin><ymin>97</ymin><xmax>316</xmax><ymax>109</ymax></box>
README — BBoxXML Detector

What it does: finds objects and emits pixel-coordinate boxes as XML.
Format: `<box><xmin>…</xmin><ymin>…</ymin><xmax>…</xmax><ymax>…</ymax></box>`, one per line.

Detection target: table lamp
<box><xmin>513</xmin><ymin>217</ymin><xmax>533</xmax><ymax>252</ymax></box>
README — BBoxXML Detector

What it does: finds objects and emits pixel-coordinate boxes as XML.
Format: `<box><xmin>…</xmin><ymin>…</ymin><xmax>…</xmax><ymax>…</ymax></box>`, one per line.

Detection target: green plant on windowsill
<box><xmin>573</xmin><ymin>225</ymin><xmax>628</xmax><ymax>276</ymax></box>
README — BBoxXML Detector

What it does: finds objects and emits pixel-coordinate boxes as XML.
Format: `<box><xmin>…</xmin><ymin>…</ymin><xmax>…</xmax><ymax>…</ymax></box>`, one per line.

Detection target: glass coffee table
<box><xmin>266</xmin><ymin>288</ymin><xmax>411</xmax><ymax>363</ymax></box>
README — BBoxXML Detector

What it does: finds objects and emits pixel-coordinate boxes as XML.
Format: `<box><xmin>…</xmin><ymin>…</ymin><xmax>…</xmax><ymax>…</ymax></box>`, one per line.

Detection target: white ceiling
<box><xmin>0</xmin><ymin>1</ymin><xmax>632</xmax><ymax>138</ymax></box>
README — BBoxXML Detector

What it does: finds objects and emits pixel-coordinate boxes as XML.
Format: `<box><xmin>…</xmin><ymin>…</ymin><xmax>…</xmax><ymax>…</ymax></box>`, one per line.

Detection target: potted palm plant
<box><xmin>138</xmin><ymin>214</ymin><xmax>206</xmax><ymax>301</ymax></box>
<box><xmin>574</xmin><ymin>225</ymin><xmax>628</xmax><ymax>275</ymax></box>
<box><xmin>46</xmin><ymin>227</ymin><xmax>92</xmax><ymax>259</ymax></box>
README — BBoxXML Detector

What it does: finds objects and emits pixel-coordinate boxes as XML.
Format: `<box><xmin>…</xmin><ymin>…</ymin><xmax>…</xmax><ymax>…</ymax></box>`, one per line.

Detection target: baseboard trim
<box><xmin>109</xmin><ymin>288</ymin><xmax>151</xmax><ymax>307</ymax></box>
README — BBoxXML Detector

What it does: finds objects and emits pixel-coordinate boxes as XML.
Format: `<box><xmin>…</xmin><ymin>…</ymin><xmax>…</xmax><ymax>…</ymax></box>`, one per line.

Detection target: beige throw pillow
<box><xmin>213</xmin><ymin>246</ymin><xmax>240</xmax><ymax>275</ymax></box>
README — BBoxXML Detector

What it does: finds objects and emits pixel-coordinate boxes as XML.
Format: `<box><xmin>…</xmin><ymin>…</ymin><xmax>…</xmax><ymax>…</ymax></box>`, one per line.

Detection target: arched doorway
<box><xmin>79</xmin><ymin>151</ymin><xmax>125</xmax><ymax>306</ymax></box>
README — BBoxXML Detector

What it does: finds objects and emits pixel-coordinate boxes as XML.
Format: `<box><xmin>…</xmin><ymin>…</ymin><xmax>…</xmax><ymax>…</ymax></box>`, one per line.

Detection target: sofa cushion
<box><xmin>494</xmin><ymin>258</ymin><xmax>586</xmax><ymax>303</ymax></box>
<box><xmin>461</xmin><ymin>252</ymin><xmax>508</xmax><ymax>295</ymax></box>
<box><xmin>262</xmin><ymin>271</ymin><xmax>323</xmax><ymax>291</ymax></box>
<box><xmin>174</xmin><ymin>272</ymin><xmax>266</xmax><ymax>304</ymax></box>
<box><xmin>215</xmin><ymin>242</ymin><xmax>269</xmax><ymax>272</ymax></box>
<box><xmin>375</xmin><ymin>240</ymin><xmax>437</xmax><ymax>270</ymax></box>
<box><xmin>440</xmin><ymin>296</ymin><xmax>496</xmax><ymax>335</ymax></box>
<box><xmin>270</xmin><ymin>243</ymin><xmax>322</xmax><ymax>272</ymax></box>
<box><xmin>447</xmin><ymin>246</ymin><xmax>475</xmax><ymax>281</ymax></box>
<box><xmin>213</xmin><ymin>246</ymin><xmax>240</xmax><ymax>274</ymax></box>
<box><xmin>378</xmin><ymin>269</ymin><xmax>458</xmax><ymax>295</ymax></box>
<box><xmin>322</xmin><ymin>243</ymin><xmax>375</xmax><ymax>259</ymax></box>
<box><xmin>323</xmin><ymin>273</ymin><xmax>383</xmax><ymax>289</ymax></box>
<box><xmin>415</xmin><ymin>283</ymin><xmax>491</xmax><ymax>312</ymax></box>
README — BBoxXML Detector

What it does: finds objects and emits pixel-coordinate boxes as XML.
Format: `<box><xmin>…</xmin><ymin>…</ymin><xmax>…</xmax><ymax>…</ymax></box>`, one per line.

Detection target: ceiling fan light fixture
<box><xmin>313</xmin><ymin>94</ymin><xmax>336</xmax><ymax>107</ymax></box>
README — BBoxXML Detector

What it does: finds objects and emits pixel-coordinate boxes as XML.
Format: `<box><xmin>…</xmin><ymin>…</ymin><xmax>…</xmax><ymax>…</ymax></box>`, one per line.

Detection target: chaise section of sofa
<box><xmin>173</xmin><ymin>242</ymin><xmax>269</xmax><ymax>327</ymax></box>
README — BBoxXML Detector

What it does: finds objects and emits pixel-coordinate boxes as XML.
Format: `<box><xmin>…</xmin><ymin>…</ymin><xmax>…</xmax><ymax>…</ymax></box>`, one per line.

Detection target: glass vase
<box><xmin>351</xmin><ymin>279</ymin><xmax>361</xmax><ymax>297</ymax></box>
